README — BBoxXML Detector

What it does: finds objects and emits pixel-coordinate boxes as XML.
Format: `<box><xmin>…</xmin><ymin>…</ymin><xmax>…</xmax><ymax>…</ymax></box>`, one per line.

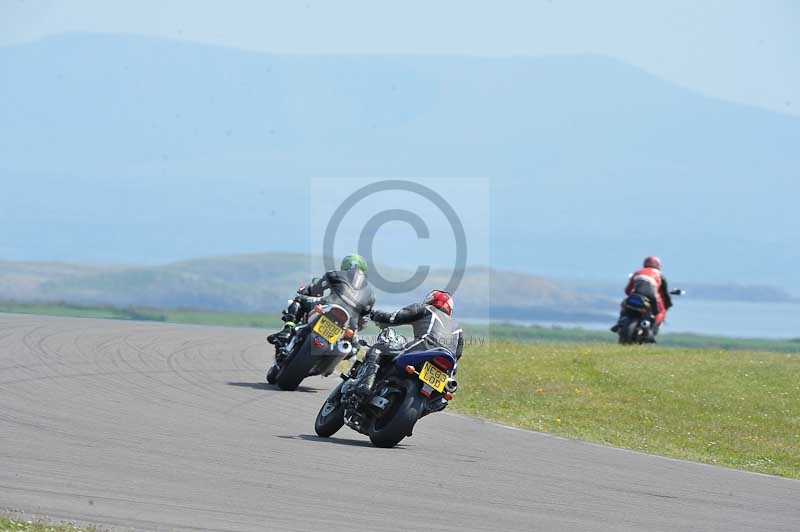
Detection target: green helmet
<box><xmin>340</xmin><ymin>254</ymin><xmax>368</xmax><ymax>273</ymax></box>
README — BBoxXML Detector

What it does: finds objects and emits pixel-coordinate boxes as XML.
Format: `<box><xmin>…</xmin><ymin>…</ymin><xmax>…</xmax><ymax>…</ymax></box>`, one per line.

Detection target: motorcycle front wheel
<box><xmin>314</xmin><ymin>381</ymin><xmax>345</xmax><ymax>437</ymax></box>
<box><xmin>266</xmin><ymin>364</ymin><xmax>279</xmax><ymax>384</ymax></box>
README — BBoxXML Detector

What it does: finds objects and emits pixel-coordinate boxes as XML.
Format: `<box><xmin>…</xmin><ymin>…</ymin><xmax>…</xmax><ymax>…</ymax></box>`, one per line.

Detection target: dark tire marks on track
<box><xmin>1</xmin><ymin>314</ymin><xmax>798</xmax><ymax>532</ymax></box>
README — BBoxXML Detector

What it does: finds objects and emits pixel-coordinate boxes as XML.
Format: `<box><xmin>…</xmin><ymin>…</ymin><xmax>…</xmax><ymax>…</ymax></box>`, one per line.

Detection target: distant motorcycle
<box><xmin>267</xmin><ymin>302</ymin><xmax>358</xmax><ymax>391</ymax></box>
<box><xmin>314</xmin><ymin>327</ymin><xmax>458</xmax><ymax>448</ymax></box>
<box><xmin>615</xmin><ymin>289</ymin><xmax>685</xmax><ymax>344</ymax></box>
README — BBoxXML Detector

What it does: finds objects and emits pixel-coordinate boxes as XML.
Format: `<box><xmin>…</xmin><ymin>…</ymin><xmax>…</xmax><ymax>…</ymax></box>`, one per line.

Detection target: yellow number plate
<box><xmin>313</xmin><ymin>315</ymin><xmax>343</xmax><ymax>344</ymax></box>
<box><xmin>419</xmin><ymin>361</ymin><xmax>448</xmax><ymax>393</ymax></box>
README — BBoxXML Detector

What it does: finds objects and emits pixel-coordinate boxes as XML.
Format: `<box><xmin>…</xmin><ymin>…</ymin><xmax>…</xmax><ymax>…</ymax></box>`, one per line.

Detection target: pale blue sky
<box><xmin>1</xmin><ymin>0</ymin><xmax>798</xmax><ymax>116</ymax></box>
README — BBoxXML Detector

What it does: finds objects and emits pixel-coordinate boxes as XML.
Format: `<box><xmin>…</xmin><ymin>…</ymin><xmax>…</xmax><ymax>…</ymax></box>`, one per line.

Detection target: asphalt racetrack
<box><xmin>1</xmin><ymin>315</ymin><xmax>798</xmax><ymax>531</ymax></box>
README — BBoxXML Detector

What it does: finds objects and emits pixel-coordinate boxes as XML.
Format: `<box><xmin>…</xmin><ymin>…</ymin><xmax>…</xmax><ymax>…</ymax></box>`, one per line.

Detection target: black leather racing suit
<box><xmin>294</xmin><ymin>269</ymin><xmax>375</xmax><ymax>330</ymax></box>
<box><xmin>370</xmin><ymin>303</ymin><xmax>464</xmax><ymax>367</ymax></box>
<box><xmin>357</xmin><ymin>303</ymin><xmax>464</xmax><ymax>411</ymax></box>
<box><xmin>268</xmin><ymin>269</ymin><xmax>374</xmax><ymax>370</ymax></box>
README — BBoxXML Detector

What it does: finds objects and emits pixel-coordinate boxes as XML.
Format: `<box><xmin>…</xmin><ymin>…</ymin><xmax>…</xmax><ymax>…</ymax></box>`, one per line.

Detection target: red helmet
<box><xmin>643</xmin><ymin>256</ymin><xmax>662</xmax><ymax>269</ymax></box>
<box><xmin>424</xmin><ymin>290</ymin><xmax>454</xmax><ymax>316</ymax></box>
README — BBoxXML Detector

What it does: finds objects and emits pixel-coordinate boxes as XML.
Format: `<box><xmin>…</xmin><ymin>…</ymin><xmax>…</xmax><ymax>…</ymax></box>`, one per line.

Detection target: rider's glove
<box><xmin>370</xmin><ymin>314</ymin><xmax>384</xmax><ymax>327</ymax></box>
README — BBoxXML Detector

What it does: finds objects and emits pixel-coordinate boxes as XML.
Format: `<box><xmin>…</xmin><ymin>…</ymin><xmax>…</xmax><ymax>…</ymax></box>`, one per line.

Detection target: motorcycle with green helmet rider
<box><xmin>266</xmin><ymin>254</ymin><xmax>375</xmax><ymax>390</ymax></box>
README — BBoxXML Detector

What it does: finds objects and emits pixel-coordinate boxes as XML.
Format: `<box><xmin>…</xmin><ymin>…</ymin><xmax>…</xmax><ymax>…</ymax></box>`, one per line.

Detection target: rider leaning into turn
<box><xmin>612</xmin><ymin>255</ymin><xmax>673</xmax><ymax>334</ymax></box>
<box><xmin>355</xmin><ymin>290</ymin><xmax>463</xmax><ymax>400</ymax></box>
<box><xmin>267</xmin><ymin>253</ymin><xmax>375</xmax><ymax>356</ymax></box>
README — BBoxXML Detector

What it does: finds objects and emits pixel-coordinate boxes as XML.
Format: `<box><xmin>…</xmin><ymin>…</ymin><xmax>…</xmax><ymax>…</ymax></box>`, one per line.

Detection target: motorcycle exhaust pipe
<box><xmin>336</xmin><ymin>340</ymin><xmax>352</xmax><ymax>354</ymax></box>
<box><xmin>444</xmin><ymin>378</ymin><xmax>458</xmax><ymax>394</ymax></box>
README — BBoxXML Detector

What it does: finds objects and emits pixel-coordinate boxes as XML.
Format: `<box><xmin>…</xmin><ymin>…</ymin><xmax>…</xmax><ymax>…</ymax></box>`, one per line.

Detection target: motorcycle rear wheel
<box><xmin>619</xmin><ymin>319</ymin><xmax>640</xmax><ymax>345</ymax></box>
<box><xmin>277</xmin><ymin>337</ymin><xmax>316</xmax><ymax>391</ymax></box>
<box><xmin>368</xmin><ymin>379</ymin><xmax>425</xmax><ymax>448</ymax></box>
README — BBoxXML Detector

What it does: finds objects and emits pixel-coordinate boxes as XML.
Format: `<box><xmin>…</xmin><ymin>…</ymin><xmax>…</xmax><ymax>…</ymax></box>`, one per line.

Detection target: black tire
<box><xmin>368</xmin><ymin>379</ymin><xmax>425</xmax><ymax>448</ymax></box>
<box><xmin>314</xmin><ymin>382</ymin><xmax>345</xmax><ymax>437</ymax></box>
<box><xmin>266</xmin><ymin>364</ymin><xmax>279</xmax><ymax>384</ymax></box>
<box><xmin>276</xmin><ymin>338</ymin><xmax>317</xmax><ymax>391</ymax></box>
<box><xmin>618</xmin><ymin>319</ymin><xmax>638</xmax><ymax>345</ymax></box>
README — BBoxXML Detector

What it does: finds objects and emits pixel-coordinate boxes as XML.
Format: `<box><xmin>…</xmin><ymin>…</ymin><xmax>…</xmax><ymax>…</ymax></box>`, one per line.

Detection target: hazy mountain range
<box><xmin>0</xmin><ymin>254</ymin><xmax>795</xmax><ymax>324</ymax></box>
<box><xmin>0</xmin><ymin>253</ymin><xmax>611</xmax><ymax>322</ymax></box>
<box><xmin>2</xmin><ymin>33</ymin><xmax>798</xmax><ymax>292</ymax></box>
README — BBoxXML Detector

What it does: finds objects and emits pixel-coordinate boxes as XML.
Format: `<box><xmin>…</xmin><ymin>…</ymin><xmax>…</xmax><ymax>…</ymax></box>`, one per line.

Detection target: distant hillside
<box><xmin>1</xmin><ymin>33</ymin><xmax>798</xmax><ymax>288</ymax></box>
<box><xmin>677</xmin><ymin>283</ymin><xmax>799</xmax><ymax>303</ymax></box>
<box><xmin>0</xmin><ymin>254</ymin><xmax>612</xmax><ymax>321</ymax></box>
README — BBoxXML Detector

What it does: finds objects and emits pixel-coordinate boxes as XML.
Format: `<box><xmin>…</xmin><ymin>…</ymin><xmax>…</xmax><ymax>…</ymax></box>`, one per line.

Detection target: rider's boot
<box><xmin>610</xmin><ymin>312</ymin><xmax>623</xmax><ymax>333</ymax></box>
<box><xmin>267</xmin><ymin>296</ymin><xmax>304</xmax><ymax>345</ymax></box>
<box><xmin>267</xmin><ymin>321</ymin><xmax>296</xmax><ymax>346</ymax></box>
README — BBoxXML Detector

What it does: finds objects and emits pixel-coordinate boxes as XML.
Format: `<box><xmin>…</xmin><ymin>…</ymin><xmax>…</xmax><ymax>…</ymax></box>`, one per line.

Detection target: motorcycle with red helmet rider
<box><xmin>313</xmin><ymin>290</ymin><xmax>463</xmax><ymax>447</ymax></box>
<box><xmin>611</xmin><ymin>256</ymin><xmax>684</xmax><ymax>344</ymax></box>
<box><xmin>354</xmin><ymin>290</ymin><xmax>463</xmax><ymax>403</ymax></box>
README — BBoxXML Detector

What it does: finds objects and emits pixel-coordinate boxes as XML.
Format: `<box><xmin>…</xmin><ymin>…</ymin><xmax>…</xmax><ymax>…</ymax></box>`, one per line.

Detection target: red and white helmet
<box><xmin>643</xmin><ymin>256</ymin><xmax>662</xmax><ymax>269</ymax></box>
<box><xmin>424</xmin><ymin>290</ymin><xmax>454</xmax><ymax>316</ymax></box>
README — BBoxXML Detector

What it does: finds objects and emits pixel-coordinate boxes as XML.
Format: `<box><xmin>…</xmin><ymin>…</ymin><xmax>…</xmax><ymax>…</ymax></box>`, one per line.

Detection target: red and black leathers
<box><xmin>625</xmin><ymin>267</ymin><xmax>673</xmax><ymax>325</ymax></box>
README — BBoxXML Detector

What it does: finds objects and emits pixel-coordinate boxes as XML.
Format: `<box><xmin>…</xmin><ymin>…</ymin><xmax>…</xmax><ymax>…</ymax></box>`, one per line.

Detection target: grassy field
<box><xmin>453</xmin><ymin>342</ymin><xmax>800</xmax><ymax>478</ymax></box>
<box><xmin>0</xmin><ymin>518</ymin><xmax>95</xmax><ymax>532</ymax></box>
<box><xmin>2</xmin><ymin>300</ymin><xmax>798</xmax><ymax>353</ymax></box>
<box><xmin>471</xmin><ymin>322</ymin><xmax>800</xmax><ymax>353</ymax></box>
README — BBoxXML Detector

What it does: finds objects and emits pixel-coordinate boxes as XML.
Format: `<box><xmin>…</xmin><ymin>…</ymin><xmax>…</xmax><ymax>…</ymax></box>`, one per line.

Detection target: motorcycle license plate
<box><xmin>419</xmin><ymin>361</ymin><xmax>448</xmax><ymax>393</ymax></box>
<box><xmin>313</xmin><ymin>316</ymin><xmax>343</xmax><ymax>344</ymax></box>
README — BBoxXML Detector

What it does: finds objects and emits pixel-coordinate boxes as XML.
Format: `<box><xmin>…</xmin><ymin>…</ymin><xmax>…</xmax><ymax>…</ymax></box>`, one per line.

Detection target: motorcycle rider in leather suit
<box><xmin>267</xmin><ymin>254</ymin><xmax>375</xmax><ymax>376</ymax></box>
<box><xmin>354</xmin><ymin>290</ymin><xmax>463</xmax><ymax>409</ymax></box>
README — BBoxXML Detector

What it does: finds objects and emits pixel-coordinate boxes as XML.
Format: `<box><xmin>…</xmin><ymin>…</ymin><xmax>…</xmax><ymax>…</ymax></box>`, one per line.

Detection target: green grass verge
<box><xmin>2</xmin><ymin>300</ymin><xmax>798</xmax><ymax>352</ymax></box>
<box><xmin>0</xmin><ymin>301</ymin><xmax>283</xmax><ymax>329</ymax></box>
<box><xmin>472</xmin><ymin>323</ymin><xmax>800</xmax><ymax>353</ymax></box>
<box><xmin>0</xmin><ymin>518</ymin><xmax>95</xmax><ymax>532</ymax></box>
<box><xmin>453</xmin><ymin>342</ymin><xmax>800</xmax><ymax>478</ymax></box>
